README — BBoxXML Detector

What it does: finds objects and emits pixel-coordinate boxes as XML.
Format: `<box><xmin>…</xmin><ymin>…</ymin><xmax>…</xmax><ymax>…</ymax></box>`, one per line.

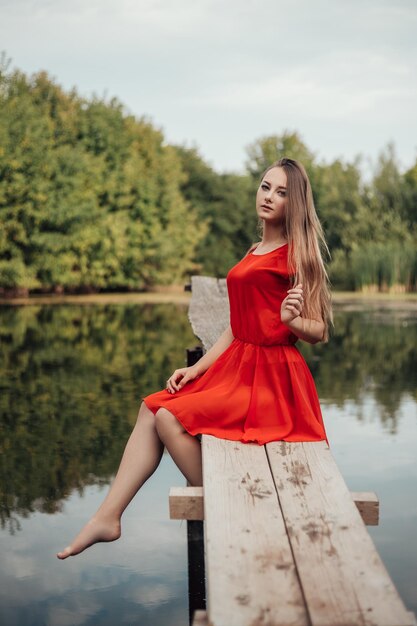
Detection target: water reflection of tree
<box><xmin>300</xmin><ymin>309</ymin><xmax>417</xmax><ymax>432</ymax></box>
<box><xmin>0</xmin><ymin>303</ymin><xmax>199</xmax><ymax>531</ymax></box>
<box><xmin>0</xmin><ymin>305</ymin><xmax>415</xmax><ymax>530</ymax></box>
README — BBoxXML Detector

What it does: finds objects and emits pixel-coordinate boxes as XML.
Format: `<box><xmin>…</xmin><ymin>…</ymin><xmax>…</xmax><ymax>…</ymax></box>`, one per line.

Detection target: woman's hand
<box><xmin>165</xmin><ymin>365</ymin><xmax>200</xmax><ymax>394</ymax></box>
<box><xmin>281</xmin><ymin>283</ymin><xmax>304</xmax><ymax>324</ymax></box>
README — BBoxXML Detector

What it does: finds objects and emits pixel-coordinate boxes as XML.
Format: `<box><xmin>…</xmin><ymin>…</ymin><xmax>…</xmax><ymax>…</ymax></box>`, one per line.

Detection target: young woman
<box><xmin>57</xmin><ymin>157</ymin><xmax>333</xmax><ymax>560</ymax></box>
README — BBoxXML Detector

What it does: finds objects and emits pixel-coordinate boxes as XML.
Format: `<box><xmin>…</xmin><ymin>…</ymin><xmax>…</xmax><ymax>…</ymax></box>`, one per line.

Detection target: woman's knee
<box><xmin>155</xmin><ymin>407</ymin><xmax>183</xmax><ymax>433</ymax></box>
<box><xmin>137</xmin><ymin>401</ymin><xmax>156</xmax><ymax>425</ymax></box>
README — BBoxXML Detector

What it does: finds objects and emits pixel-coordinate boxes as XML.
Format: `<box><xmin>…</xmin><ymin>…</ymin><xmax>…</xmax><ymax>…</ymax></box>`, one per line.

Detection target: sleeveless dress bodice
<box><xmin>143</xmin><ymin>243</ymin><xmax>329</xmax><ymax>446</ymax></box>
<box><xmin>227</xmin><ymin>243</ymin><xmax>298</xmax><ymax>346</ymax></box>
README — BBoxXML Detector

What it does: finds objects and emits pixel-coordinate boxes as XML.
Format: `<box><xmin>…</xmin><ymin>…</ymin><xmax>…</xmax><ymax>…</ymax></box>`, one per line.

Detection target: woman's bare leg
<box><xmin>155</xmin><ymin>408</ymin><xmax>203</xmax><ymax>487</ymax></box>
<box><xmin>57</xmin><ymin>402</ymin><xmax>164</xmax><ymax>560</ymax></box>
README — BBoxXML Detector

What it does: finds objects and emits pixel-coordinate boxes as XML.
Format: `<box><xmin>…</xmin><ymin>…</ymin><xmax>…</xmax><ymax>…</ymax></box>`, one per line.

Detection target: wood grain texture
<box><xmin>169</xmin><ymin>486</ymin><xmax>204</xmax><ymax>520</ymax></box>
<box><xmin>202</xmin><ymin>435</ymin><xmax>308</xmax><ymax>626</ymax></box>
<box><xmin>266</xmin><ymin>440</ymin><xmax>413</xmax><ymax>626</ymax></box>
<box><xmin>185</xmin><ymin>278</ymin><xmax>415</xmax><ymax>625</ymax></box>
<box><xmin>168</xmin><ymin>486</ymin><xmax>379</xmax><ymax>525</ymax></box>
<box><xmin>350</xmin><ymin>491</ymin><xmax>379</xmax><ymax>526</ymax></box>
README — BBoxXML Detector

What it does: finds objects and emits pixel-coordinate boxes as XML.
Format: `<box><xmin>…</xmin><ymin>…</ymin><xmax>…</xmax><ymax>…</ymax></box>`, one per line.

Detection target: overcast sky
<box><xmin>1</xmin><ymin>0</ymin><xmax>416</xmax><ymax>176</ymax></box>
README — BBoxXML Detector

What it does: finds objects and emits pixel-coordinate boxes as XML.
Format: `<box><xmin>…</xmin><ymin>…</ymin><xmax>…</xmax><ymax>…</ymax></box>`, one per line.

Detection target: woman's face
<box><xmin>256</xmin><ymin>166</ymin><xmax>288</xmax><ymax>224</ymax></box>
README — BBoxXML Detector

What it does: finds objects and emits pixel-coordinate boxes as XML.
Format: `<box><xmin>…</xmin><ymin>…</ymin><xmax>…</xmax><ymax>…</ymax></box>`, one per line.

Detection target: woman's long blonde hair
<box><xmin>248</xmin><ymin>157</ymin><xmax>333</xmax><ymax>342</ymax></box>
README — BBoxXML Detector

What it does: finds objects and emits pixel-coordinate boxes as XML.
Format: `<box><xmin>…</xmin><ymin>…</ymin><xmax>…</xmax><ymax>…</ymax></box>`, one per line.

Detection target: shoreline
<box><xmin>0</xmin><ymin>288</ymin><xmax>416</xmax><ymax>309</ymax></box>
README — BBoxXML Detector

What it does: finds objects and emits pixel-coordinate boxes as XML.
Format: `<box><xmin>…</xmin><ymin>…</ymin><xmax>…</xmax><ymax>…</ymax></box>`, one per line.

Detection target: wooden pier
<box><xmin>169</xmin><ymin>276</ymin><xmax>416</xmax><ymax>626</ymax></box>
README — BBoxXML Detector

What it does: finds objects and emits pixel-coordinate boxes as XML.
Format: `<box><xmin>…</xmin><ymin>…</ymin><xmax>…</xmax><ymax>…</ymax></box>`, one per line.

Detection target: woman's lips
<box><xmin>261</xmin><ymin>204</ymin><xmax>273</xmax><ymax>210</ymax></box>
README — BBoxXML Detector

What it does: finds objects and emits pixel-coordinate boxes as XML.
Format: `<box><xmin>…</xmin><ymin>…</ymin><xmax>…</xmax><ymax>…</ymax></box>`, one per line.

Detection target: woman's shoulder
<box><xmin>243</xmin><ymin>242</ymin><xmax>261</xmax><ymax>258</ymax></box>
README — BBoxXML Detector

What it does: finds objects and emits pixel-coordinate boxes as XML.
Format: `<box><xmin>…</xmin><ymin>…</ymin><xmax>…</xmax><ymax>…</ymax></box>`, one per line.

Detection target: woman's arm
<box><xmin>167</xmin><ymin>324</ymin><xmax>235</xmax><ymax>393</ymax></box>
<box><xmin>193</xmin><ymin>324</ymin><xmax>235</xmax><ymax>375</ymax></box>
<box><xmin>284</xmin><ymin>315</ymin><xmax>324</xmax><ymax>344</ymax></box>
<box><xmin>281</xmin><ymin>283</ymin><xmax>325</xmax><ymax>344</ymax></box>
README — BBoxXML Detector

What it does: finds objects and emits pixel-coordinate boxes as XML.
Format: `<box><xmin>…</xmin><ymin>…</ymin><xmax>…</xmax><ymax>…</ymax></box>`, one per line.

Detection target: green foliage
<box><xmin>402</xmin><ymin>162</ymin><xmax>417</xmax><ymax>226</ymax></box>
<box><xmin>174</xmin><ymin>145</ymin><xmax>255</xmax><ymax>276</ymax></box>
<box><xmin>313</xmin><ymin>158</ymin><xmax>364</xmax><ymax>252</ymax></box>
<box><xmin>0</xmin><ymin>57</ymin><xmax>207</xmax><ymax>293</ymax></box>
<box><xmin>245</xmin><ymin>130</ymin><xmax>316</xmax><ymax>180</ymax></box>
<box><xmin>0</xmin><ymin>303</ymin><xmax>415</xmax><ymax>527</ymax></box>
<box><xmin>0</xmin><ymin>302</ymin><xmax>199</xmax><ymax>529</ymax></box>
<box><xmin>244</xmin><ymin>134</ymin><xmax>417</xmax><ymax>292</ymax></box>
<box><xmin>0</xmin><ymin>55</ymin><xmax>416</xmax><ymax>292</ymax></box>
<box><xmin>349</xmin><ymin>240</ymin><xmax>416</xmax><ymax>291</ymax></box>
<box><xmin>299</xmin><ymin>308</ymin><xmax>417</xmax><ymax>416</ymax></box>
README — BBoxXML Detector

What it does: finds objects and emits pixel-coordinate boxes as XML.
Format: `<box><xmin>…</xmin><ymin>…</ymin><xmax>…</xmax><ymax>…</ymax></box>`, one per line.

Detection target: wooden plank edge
<box><xmin>169</xmin><ymin>486</ymin><xmax>379</xmax><ymax>525</ymax></box>
<box><xmin>350</xmin><ymin>490</ymin><xmax>380</xmax><ymax>525</ymax></box>
<box><xmin>169</xmin><ymin>486</ymin><xmax>204</xmax><ymax>520</ymax></box>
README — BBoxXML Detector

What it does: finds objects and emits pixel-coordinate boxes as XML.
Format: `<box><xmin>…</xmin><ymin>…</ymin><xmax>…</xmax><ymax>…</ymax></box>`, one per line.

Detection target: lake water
<box><xmin>0</xmin><ymin>301</ymin><xmax>416</xmax><ymax>625</ymax></box>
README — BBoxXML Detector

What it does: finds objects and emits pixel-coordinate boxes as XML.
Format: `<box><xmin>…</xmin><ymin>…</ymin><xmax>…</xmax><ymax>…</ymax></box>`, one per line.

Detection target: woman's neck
<box><xmin>261</xmin><ymin>225</ymin><xmax>287</xmax><ymax>246</ymax></box>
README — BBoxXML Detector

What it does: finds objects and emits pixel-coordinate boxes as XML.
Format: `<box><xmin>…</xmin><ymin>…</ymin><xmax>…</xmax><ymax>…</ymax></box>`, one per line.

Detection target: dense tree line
<box><xmin>0</xmin><ymin>56</ymin><xmax>207</xmax><ymax>294</ymax></box>
<box><xmin>1</xmin><ymin>55</ymin><xmax>416</xmax><ymax>293</ymax></box>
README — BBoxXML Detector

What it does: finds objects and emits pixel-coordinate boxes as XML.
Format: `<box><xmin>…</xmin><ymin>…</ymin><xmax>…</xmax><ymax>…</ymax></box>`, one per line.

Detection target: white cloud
<box><xmin>176</xmin><ymin>50</ymin><xmax>416</xmax><ymax>120</ymax></box>
<box><xmin>124</xmin><ymin>581</ymin><xmax>175</xmax><ymax>606</ymax></box>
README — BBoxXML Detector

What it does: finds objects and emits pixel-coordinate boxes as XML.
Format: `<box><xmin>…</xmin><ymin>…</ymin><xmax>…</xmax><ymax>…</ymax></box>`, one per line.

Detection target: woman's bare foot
<box><xmin>57</xmin><ymin>515</ymin><xmax>121</xmax><ymax>560</ymax></box>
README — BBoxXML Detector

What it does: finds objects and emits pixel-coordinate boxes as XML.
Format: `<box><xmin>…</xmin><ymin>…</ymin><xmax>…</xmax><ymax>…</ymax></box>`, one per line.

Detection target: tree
<box><xmin>245</xmin><ymin>130</ymin><xmax>316</xmax><ymax>180</ymax></box>
<box><xmin>0</xmin><ymin>58</ymin><xmax>207</xmax><ymax>292</ymax></box>
<box><xmin>174</xmin><ymin>145</ymin><xmax>254</xmax><ymax>276</ymax></box>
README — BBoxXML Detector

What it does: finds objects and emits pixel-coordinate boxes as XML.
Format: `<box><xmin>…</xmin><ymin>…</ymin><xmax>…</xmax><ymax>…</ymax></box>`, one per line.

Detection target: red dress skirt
<box><xmin>143</xmin><ymin>243</ymin><xmax>329</xmax><ymax>446</ymax></box>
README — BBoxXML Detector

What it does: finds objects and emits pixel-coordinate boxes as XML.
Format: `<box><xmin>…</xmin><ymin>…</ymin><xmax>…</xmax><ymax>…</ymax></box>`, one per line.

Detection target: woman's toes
<box><xmin>56</xmin><ymin>517</ymin><xmax>121</xmax><ymax>561</ymax></box>
<box><xmin>56</xmin><ymin>546</ymin><xmax>72</xmax><ymax>560</ymax></box>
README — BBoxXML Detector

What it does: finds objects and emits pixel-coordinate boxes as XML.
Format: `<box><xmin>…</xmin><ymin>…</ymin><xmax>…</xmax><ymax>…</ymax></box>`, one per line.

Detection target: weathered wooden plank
<box><xmin>350</xmin><ymin>491</ymin><xmax>379</xmax><ymax>526</ymax></box>
<box><xmin>202</xmin><ymin>435</ymin><xmax>308</xmax><ymax>626</ymax></box>
<box><xmin>266</xmin><ymin>440</ymin><xmax>413</xmax><ymax>626</ymax></box>
<box><xmin>169</xmin><ymin>486</ymin><xmax>379</xmax><ymax>525</ymax></box>
<box><xmin>188</xmin><ymin>276</ymin><xmax>229</xmax><ymax>351</ymax></box>
<box><xmin>169</xmin><ymin>486</ymin><xmax>204</xmax><ymax>520</ymax></box>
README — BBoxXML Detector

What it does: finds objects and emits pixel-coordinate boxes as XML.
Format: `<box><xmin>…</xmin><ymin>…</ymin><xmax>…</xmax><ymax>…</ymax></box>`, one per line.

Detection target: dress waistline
<box><xmin>234</xmin><ymin>336</ymin><xmax>295</xmax><ymax>347</ymax></box>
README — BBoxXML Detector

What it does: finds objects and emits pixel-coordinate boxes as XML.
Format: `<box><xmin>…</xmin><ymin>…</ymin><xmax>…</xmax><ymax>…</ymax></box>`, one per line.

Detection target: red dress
<box><xmin>143</xmin><ymin>243</ymin><xmax>329</xmax><ymax>446</ymax></box>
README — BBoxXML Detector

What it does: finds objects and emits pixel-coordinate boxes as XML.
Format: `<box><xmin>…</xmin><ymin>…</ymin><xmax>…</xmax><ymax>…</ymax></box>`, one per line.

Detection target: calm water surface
<box><xmin>0</xmin><ymin>301</ymin><xmax>416</xmax><ymax>625</ymax></box>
